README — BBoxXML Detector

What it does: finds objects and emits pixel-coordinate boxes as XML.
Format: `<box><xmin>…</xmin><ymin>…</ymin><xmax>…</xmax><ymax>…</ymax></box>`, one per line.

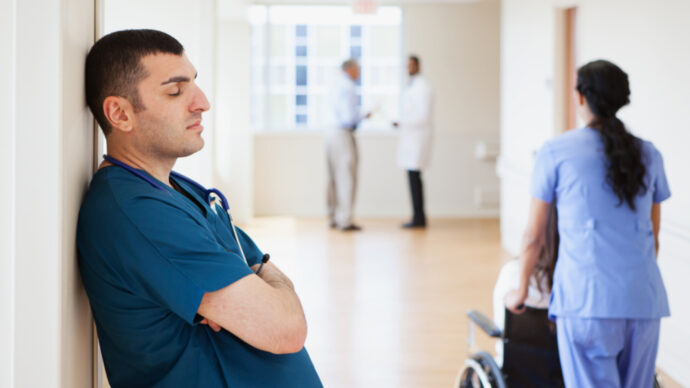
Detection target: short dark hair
<box><xmin>409</xmin><ymin>55</ymin><xmax>420</xmax><ymax>68</ymax></box>
<box><xmin>85</xmin><ymin>29</ymin><xmax>184</xmax><ymax>135</ymax></box>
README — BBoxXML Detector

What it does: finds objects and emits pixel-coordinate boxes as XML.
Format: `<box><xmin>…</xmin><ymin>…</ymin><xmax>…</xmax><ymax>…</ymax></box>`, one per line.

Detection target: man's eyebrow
<box><xmin>160</xmin><ymin>73</ymin><xmax>198</xmax><ymax>85</ymax></box>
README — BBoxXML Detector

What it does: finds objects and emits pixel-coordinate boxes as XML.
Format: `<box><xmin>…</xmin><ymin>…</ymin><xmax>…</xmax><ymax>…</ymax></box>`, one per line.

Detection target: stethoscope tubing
<box><xmin>102</xmin><ymin>154</ymin><xmax>248</xmax><ymax>265</ymax></box>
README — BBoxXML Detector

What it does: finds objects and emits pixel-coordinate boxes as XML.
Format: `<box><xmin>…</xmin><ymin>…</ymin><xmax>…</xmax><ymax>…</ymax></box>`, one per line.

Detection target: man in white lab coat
<box><xmin>326</xmin><ymin>59</ymin><xmax>370</xmax><ymax>231</ymax></box>
<box><xmin>393</xmin><ymin>55</ymin><xmax>434</xmax><ymax>228</ymax></box>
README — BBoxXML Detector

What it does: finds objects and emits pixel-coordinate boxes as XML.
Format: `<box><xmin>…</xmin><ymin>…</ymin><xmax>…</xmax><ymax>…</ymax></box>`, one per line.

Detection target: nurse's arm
<box><xmin>651</xmin><ymin>203</ymin><xmax>661</xmax><ymax>257</ymax></box>
<box><xmin>505</xmin><ymin>197</ymin><xmax>551</xmax><ymax>314</ymax></box>
<box><xmin>197</xmin><ymin>262</ymin><xmax>307</xmax><ymax>355</ymax></box>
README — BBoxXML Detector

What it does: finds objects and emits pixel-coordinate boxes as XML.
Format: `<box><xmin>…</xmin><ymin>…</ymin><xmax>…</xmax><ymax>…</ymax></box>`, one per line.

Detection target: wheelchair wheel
<box><xmin>454</xmin><ymin>351</ymin><xmax>506</xmax><ymax>388</ymax></box>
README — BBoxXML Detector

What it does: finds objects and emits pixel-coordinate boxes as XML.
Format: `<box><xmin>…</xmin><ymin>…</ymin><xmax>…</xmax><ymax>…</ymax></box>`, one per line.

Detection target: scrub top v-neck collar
<box><xmin>103</xmin><ymin>164</ymin><xmax>214</xmax><ymax>224</ymax></box>
<box><xmin>169</xmin><ymin>176</ymin><xmax>207</xmax><ymax>217</ymax></box>
<box><xmin>168</xmin><ymin>173</ymin><xmax>239</xmax><ymax>253</ymax></box>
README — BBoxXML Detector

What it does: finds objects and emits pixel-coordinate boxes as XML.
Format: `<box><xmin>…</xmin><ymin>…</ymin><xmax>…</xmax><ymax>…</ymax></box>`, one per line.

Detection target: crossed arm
<box><xmin>196</xmin><ymin>262</ymin><xmax>307</xmax><ymax>355</ymax></box>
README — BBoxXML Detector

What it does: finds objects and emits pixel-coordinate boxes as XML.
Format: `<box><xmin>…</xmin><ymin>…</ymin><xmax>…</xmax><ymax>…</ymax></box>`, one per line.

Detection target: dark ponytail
<box><xmin>576</xmin><ymin>60</ymin><xmax>647</xmax><ymax>210</ymax></box>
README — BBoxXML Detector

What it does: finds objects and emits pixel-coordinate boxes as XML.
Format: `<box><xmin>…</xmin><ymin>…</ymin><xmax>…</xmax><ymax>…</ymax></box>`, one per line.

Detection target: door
<box><xmin>554</xmin><ymin>7</ymin><xmax>577</xmax><ymax>134</ymax></box>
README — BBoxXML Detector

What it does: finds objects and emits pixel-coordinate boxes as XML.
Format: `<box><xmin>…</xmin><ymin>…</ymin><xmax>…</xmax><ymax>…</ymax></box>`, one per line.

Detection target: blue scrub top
<box><xmin>530</xmin><ymin>128</ymin><xmax>671</xmax><ymax>319</ymax></box>
<box><xmin>77</xmin><ymin>166</ymin><xmax>322</xmax><ymax>388</ymax></box>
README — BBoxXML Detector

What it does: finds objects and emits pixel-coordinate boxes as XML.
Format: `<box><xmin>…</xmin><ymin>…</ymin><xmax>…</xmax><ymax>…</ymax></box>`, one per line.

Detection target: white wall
<box><xmin>0</xmin><ymin>0</ymin><xmax>17</xmax><ymax>386</ymax></box>
<box><xmin>215</xmin><ymin>0</ymin><xmax>255</xmax><ymax>222</ymax></box>
<box><xmin>498</xmin><ymin>0</ymin><xmax>558</xmax><ymax>252</ymax></box>
<box><xmin>253</xmin><ymin>0</ymin><xmax>501</xmax><ymax>218</ymax></box>
<box><xmin>499</xmin><ymin>0</ymin><xmax>690</xmax><ymax>384</ymax></box>
<box><xmin>2</xmin><ymin>0</ymin><xmax>95</xmax><ymax>387</ymax></box>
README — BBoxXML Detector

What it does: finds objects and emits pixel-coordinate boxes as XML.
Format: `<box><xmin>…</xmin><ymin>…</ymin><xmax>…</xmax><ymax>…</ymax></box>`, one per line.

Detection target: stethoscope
<box><xmin>102</xmin><ymin>155</ymin><xmax>259</xmax><ymax>266</ymax></box>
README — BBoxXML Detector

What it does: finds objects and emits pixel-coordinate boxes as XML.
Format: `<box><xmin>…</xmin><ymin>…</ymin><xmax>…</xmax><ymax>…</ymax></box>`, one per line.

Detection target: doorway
<box><xmin>554</xmin><ymin>7</ymin><xmax>577</xmax><ymax>134</ymax></box>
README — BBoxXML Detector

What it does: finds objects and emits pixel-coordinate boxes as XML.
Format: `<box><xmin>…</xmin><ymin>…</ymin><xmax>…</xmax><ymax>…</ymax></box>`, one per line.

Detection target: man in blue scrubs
<box><xmin>78</xmin><ymin>29</ymin><xmax>322</xmax><ymax>387</ymax></box>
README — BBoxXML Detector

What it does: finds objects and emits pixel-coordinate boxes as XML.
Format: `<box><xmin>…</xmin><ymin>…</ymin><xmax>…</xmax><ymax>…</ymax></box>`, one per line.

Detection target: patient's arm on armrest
<box><xmin>467</xmin><ymin>310</ymin><xmax>502</xmax><ymax>338</ymax></box>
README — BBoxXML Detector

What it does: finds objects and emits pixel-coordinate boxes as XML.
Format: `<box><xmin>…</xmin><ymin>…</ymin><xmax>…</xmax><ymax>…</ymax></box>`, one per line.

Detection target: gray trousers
<box><xmin>326</xmin><ymin>128</ymin><xmax>358</xmax><ymax>228</ymax></box>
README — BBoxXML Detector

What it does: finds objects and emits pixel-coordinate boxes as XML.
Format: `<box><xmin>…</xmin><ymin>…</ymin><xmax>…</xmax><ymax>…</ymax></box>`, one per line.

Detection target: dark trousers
<box><xmin>407</xmin><ymin>170</ymin><xmax>426</xmax><ymax>224</ymax></box>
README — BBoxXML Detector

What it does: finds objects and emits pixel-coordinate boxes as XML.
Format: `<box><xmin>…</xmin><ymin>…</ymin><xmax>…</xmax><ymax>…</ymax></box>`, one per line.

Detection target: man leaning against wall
<box><xmin>77</xmin><ymin>29</ymin><xmax>322</xmax><ymax>388</ymax></box>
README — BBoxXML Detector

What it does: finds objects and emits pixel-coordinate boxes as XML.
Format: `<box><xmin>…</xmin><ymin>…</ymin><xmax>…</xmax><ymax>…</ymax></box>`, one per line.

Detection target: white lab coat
<box><xmin>397</xmin><ymin>74</ymin><xmax>433</xmax><ymax>170</ymax></box>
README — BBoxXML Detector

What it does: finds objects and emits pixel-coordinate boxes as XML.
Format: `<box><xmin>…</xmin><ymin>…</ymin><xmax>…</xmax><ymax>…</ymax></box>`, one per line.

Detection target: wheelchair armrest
<box><xmin>467</xmin><ymin>310</ymin><xmax>502</xmax><ymax>338</ymax></box>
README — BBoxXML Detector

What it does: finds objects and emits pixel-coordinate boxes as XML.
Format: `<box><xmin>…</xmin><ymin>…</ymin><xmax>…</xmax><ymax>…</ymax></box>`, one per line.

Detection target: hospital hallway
<box><xmin>241</xmin><ymin>218</ymin><xmax>682</xmax><ymax>388</ymax></box>
<box><xmin>4</xmin><ymin>0</ymin><xmax>689</xmax><ymax>386</ymax></box>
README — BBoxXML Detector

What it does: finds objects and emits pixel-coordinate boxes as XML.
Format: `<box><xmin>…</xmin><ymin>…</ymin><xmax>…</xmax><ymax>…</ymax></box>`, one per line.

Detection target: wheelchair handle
<box><xmin>466</xmin><ymin>310</ymin><xmax>502</xmax><ymax>338</ymax></box>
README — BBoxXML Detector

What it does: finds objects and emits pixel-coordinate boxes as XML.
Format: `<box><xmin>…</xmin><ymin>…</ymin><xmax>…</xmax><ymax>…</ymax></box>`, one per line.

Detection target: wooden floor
<box><xmin>242</xmin><ymin>217</ymin><xmax>683</xmax><ymax>388</ymax></box>
<box><xmin>243</xmin><ymin>218</ymin><xmax>508</xmax><ymax>387</ymax></box>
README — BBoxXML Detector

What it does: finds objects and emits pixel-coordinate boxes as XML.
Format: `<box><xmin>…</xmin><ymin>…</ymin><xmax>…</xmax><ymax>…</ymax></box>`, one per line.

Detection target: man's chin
<box><xmin>179</xmin><ymin>138</ymin><xmax>205</xmax><ymax>157</ymax></box>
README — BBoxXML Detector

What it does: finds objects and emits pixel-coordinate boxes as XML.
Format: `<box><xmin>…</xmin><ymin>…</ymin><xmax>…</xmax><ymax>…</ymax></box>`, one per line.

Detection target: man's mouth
<box><xmin>187</xmin><ymin>119</ymin><xmax>203</xmax><ymax>130</ymax></box>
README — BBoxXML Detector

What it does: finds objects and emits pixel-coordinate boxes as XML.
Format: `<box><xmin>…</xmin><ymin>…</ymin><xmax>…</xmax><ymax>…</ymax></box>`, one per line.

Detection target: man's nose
<box><xmin>191</xmin><ymin>86</ymin><xmax>211</xmax><ymax>112</ymax></box>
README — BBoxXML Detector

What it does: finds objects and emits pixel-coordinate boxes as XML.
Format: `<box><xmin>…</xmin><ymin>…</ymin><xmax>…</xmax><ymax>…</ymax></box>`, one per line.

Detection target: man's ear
<box><xmin>103</xmin><ymin>96</ymin><xmax>135</xmax><ymax>133</ymax></box>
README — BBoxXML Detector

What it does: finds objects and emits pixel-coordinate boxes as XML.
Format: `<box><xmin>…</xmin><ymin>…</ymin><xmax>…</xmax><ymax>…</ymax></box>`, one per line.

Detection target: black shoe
<box><xmin>402</xmin><ymin>221</ymin><xmax>426</xmax><ymax>229</ymax></box>
<box><xmin>339</xmin><ymin>224</ymin><xmax>362</xmax><ymax>232</ymax></box>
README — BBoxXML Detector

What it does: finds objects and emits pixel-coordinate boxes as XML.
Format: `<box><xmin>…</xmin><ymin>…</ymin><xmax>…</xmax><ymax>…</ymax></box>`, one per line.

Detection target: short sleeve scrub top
<box><xmin>77</xmin><ymin>166</ymin><xmax>323</xmax><ymax>388</ymax></box>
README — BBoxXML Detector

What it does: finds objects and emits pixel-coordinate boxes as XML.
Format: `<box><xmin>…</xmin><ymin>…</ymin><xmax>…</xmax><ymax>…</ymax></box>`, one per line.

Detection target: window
<box><xmin>350</xmin><ymin>46</ymin><xmax>362</xmax><ymax>60</ymax></box>
<box><xmin>250</xmin><ymin>5</ymin><xmax>402</xmax><ymax>131</ymax></box>
<box><xmin>295</xmin><ymin>65</ymin><xmax>308</xmax><ymax>86</ymax></box>
<box><xmin>295</xmin><ymin>45</ymin><xmax>308</xmax><ymax>57</ymax></box>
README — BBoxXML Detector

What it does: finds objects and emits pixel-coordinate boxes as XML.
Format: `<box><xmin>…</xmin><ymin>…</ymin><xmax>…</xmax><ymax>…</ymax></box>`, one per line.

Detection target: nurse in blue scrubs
<box><xmin>504</xmin><ymin>60</ymin><xmax>671</xmax><ymax>387</ymax></box>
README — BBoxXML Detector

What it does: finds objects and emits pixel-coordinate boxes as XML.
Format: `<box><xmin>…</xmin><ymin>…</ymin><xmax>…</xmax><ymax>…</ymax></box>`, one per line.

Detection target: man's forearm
<box><xmin>252</xmin><ymin>262</ymin><xmax>295</xmax><ymax>291</ymax></box>
<box><xmin>253</xmin><ymin>262</ymin><xmax>307</xmax><ymax>352</ymax></box>
<box><xmin>200</xmin><ymin>261</ymin><xmax>308</xmax><ymax>354</ymax></box>
<box><xmin>252</xmin><ymin>262</ymin><xmax>304</xmax><ymax>329</ymax></box>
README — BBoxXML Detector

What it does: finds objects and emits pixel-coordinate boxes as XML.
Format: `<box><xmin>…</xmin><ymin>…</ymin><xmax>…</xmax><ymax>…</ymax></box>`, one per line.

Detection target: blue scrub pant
<box><xmin>555</xmin><ymin>317</ymin><xmax>660</xmax><ymax>388</ymax></box>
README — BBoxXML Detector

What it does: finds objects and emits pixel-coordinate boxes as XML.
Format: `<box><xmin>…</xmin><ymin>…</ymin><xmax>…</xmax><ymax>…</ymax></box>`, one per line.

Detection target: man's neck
<box><xmin>103</xmin><ymin>148</ymin><xmax>176</xmax><ymax>188</ymax></box>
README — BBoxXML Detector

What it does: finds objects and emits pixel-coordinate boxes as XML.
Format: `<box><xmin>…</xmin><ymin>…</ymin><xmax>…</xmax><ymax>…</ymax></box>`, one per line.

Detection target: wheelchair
<box><xmin>455</xmin><ymin>307</ymin><xmax>663</xmax><ymax>388</ymax></box>
<box><xmin>455</xmin><ymin>307</ymin><xmax>563</xmax><ymax>388</ymax></box>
